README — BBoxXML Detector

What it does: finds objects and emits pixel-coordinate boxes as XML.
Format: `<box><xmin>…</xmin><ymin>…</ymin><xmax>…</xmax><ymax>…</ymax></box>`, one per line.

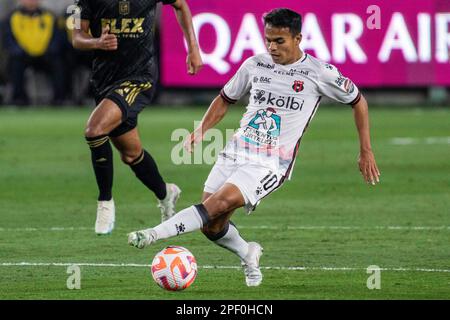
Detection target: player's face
<box><xmin>264</xmin><ymin>25</ymin><xmax>302</xmax><ymax>65</ymax></box>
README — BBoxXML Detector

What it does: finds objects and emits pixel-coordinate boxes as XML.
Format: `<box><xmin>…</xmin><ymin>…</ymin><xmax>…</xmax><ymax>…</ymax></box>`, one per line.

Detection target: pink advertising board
<box><xmin>160</xmin><ymin>0</ymin><xmax>450</xmax><ymax>87</ymax></box>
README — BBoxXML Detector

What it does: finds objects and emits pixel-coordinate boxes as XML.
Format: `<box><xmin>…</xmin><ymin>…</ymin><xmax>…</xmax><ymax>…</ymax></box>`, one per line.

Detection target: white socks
<box><xmin>151</xmin><ymin>205</ymin><xmax>249</xmax><ymax>261</ymax></box>
<box><xmin>214</xmin><ymin>223</ymin><xmax>249</xmax><ymax>260</ymax></box>
<box><xmin>153</xmin><ymin>205</ymin><xmax>205</xmax><ymax>240</ymax></box>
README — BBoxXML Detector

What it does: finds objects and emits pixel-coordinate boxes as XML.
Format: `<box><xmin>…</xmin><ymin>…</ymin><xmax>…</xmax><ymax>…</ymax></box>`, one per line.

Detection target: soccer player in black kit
<box><xmin>73</xmin><ymin>0</ymin><xmax>203</xmax><ymax>235</ymax></box>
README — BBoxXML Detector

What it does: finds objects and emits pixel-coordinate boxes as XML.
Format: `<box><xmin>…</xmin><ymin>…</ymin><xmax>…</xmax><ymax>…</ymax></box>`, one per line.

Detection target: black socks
<box><xmin>86</xmin><ymin>137</ymin><xmax>166</xmax><ymax>201</ymax></box>
<box><xmin>129</xmin><ymin>150</ymin><xmax>167</xmax><ymax>200</ymax></box>
<box><xmin>86</xmin><ymin>135</ymin><xmax>113</xmax><ymax>201</ymax></box>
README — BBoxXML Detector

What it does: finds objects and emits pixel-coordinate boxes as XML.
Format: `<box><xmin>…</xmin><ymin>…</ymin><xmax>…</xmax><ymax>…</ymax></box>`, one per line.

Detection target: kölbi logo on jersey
<box><xmin>253</xmin><ymin>90</ymin><xmax>304</xmax><ymax>111</ymax></box>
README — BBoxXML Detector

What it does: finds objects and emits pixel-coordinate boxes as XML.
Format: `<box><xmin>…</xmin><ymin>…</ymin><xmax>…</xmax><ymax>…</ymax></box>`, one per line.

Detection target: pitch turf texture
<box><xmin>0</xmin><ymin>105</ymin><xmax>449</xmax><ymax>300</ymax></box>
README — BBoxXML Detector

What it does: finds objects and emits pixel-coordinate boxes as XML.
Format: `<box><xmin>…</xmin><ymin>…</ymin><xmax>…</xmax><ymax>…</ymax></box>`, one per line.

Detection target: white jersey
<box><xmin>220</xmin><ymin>52</ymin><xmax>361</xmax><ymax>179</ymax></box>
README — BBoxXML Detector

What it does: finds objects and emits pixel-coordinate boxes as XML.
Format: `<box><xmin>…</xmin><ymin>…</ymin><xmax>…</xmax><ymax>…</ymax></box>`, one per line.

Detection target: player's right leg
<box><xmin>85</xmin><ymin>99</ymin><xmax>122</xmax><ymax>235</ymax></box>
<box><xmin>127</xmin><ymin>183</ymin><xmax>245</xmax><ymax>248</ymax></box>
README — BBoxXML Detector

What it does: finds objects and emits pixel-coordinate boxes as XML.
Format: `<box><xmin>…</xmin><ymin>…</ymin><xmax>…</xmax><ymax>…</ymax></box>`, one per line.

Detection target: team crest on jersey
<box><xmin>119</xmin><ymin>0</ymin><xmax>130</xmax><ymax>15</ymax></box>
<box><xmin>292</xmin><ymin>80</ymin><xmax>304</xmax><ymax>93</ymax></box>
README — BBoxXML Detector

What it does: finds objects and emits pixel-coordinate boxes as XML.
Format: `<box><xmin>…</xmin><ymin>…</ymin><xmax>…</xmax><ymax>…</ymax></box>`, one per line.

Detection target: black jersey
<box><xmin>75</xmin><ymin>0</ymin><xmax>176</xmax><ymax>97</ymax></box>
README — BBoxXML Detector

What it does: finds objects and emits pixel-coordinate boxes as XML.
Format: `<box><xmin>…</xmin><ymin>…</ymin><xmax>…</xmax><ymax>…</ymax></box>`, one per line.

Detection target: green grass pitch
<box><xmin>0</xmin><ymin>105</ymin><xmax>449</xmax><ymax>299</ymax></box>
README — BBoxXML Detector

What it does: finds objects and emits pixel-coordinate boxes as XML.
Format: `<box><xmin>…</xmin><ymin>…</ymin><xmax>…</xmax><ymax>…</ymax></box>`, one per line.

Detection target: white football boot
<box><xmin>242</xmin><ymin>242</ymin><xmax>264</xmax><ymax>287</ymax></box>
<box><xmin>127</xmin><ymin>228</ymin><xmax>157</xmax><ymax>249</ymax></box>
<box><xmin>95</xmin><ymin>199</ymin><xmax>115</xmax><ymax>235</ymax></box>
<box><xmin>157</xmin><ymin>183</ymin><xmax>181</xmax><ymax>222</ymax></box>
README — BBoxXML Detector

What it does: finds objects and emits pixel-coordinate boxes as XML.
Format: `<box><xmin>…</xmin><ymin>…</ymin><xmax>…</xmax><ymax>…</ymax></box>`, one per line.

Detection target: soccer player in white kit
<box><xmin>128</xmin><ymin>8</ymin><xmax>380</xmax><ymax>287</ymax></box>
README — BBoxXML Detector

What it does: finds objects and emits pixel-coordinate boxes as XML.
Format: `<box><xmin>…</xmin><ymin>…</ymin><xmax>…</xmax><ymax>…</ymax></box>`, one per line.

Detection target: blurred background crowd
<box><xmin>0</xmin><ymin>0</ymin><xmax>92</xmax><ymax>106</ymax></box>
<box><xmin>0</xmin><ymin>0</ymin><xmax>448</xmax><ymax>107</ymax></box>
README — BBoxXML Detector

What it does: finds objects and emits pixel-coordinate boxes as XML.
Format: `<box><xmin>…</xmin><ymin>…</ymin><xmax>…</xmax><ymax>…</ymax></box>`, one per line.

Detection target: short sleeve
<box><xmin>158</xmin><ymin>0</ymin><xmax>177</xmax><ymax>5</ymax></box>
<box><xmin>220</xmin><ymin>58</ymin><xmax>253</xmax><ymax>104</ymax></box>
<box><xmin>75</xmin><ymin>0</ymin><xmax>92</xmax><ymax>20</ymax></box>
<box><xmin>318</xmin><ymin>63</ymin><xmax>361</xmax><ymax>106</ymax></box>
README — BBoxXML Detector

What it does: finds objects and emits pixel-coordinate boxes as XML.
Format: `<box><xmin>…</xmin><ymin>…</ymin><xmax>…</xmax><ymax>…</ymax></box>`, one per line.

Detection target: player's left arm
<box><xmin>170</xmin><ymin>0</ymin><xmax>203</xmax><ymax>75</ymax></box>
<box><xmin>352</xmin><ymin>94</ymin><xmax>381</xmax><ymax>185</ymax></box>
<box><xmin>319</xmin><ymin>63</ymin><xmax>380</xmax><ymax>185</ymax></box>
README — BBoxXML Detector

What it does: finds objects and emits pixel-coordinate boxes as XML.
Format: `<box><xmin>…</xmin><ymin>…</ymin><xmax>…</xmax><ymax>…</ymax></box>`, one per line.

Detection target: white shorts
<box><xmin>204</xmin><ymin>155</ymin><xmax>285</xmax><ymax>214</ymax></box>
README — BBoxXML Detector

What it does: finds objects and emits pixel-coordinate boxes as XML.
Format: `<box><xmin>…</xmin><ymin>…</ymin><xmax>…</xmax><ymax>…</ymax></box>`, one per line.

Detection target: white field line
<box><xmin>390</xmin><ymin>137</ymin><xmax>450</xmax><ymax>145</ymax></box>
<box><xmin>0</xmin><ymin>226</ymin><xmax>448</xmax><ymax>232</ymax></box>
<box><xmin>0</xmin><ymin>262</ymin><xmax>449</xmax><ymax>273</ymax></box>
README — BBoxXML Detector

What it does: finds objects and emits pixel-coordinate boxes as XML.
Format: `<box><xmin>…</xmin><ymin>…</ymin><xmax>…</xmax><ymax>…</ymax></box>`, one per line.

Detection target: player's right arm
<box><xmin>184</xmin><ymin>57</ymin><xmax>253</xmax><ymax>152</ymax></box>
<box><xmin>72</xmin><ymin>20</ymin><xmax>117</xmax><ymax>51</ymax></box>
<box><xmin>184</xmin><ymin>95</ymin><xmax>229</xmax><ymax>153</ymax></box>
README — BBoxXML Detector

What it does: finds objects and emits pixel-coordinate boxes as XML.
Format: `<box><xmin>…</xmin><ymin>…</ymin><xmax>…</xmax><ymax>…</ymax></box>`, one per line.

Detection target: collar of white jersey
<box><xmin>273</xmin><ymin>51</ymin><xmax>308</xmax><ymax>67</ymax></box>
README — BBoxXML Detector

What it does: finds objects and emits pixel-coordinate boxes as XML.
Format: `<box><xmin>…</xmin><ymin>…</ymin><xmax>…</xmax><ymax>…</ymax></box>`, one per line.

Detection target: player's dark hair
<box><xmin>263</xmin><ymin>8</ymin><xmax>302</xmax><ymax>36</ymax></box>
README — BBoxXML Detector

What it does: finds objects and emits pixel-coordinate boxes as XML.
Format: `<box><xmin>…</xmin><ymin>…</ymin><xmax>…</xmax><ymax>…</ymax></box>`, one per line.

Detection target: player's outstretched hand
<box><xmin>183</xmin><ymin>129</ymin><xmax>203</xmax><ymax>153</ymax></box>
<box><xmin>187</xmin><ymin>49</ymin><xmax>203</xmax><ymax>75</ymax></box>
<box><xmin>97</xmin><ymin>25</ymin><xmax>118</xmax><ymax>51</ymax></box>
<box><xmin>358</xmin><ymin>150</ymin><xmax>380</xmax><ymax>186</ymax></box>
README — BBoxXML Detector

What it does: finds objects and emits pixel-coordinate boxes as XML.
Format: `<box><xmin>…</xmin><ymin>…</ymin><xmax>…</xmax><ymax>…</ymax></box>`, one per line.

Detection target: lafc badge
<box><xmin>119</xmin><ymin>1</ymin><xmax>130</xmax><ymax>15</ymax></box>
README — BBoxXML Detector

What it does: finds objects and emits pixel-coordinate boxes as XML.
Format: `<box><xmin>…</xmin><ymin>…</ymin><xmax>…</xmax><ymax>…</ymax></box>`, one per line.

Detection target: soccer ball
<box><xmin>151</xmin><ymin>246</ymin><xmax>197</xmax><ymax>291</ymax></box>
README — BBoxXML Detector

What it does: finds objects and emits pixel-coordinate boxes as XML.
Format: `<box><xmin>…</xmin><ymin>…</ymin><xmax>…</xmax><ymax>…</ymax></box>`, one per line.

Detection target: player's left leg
<box><xmin>201</xmin><ymin>193</ymin><xmax>263</xmax><ymax>286</ymax></box>
<box><xmin>108</xmin><ymin>82</ymin><xmax>181</xmax><ymax>222</ymax></box>
<box><xmin>196</xmin><ymin>162</ymin><xmax>283</xmax><ymax>286</ymax></box>
<box><xmin>201</xmin><ymin>192</ymin><xmax>249</xmax><ymax>261</ymax></box>
<box><xmin>111</xmin><ymin>128</ymin><xmax>180</xmax><ymax>221</ymax></box>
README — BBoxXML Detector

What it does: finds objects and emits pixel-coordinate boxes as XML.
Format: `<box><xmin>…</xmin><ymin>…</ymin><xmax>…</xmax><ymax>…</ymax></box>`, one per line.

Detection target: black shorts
<box><xmin>95</xmin><ymin>81</ymin><xmax>155</xmax><ymax>137</ymax></box>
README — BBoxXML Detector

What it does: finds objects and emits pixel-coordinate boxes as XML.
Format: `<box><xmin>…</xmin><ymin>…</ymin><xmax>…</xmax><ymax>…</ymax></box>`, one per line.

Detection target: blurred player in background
<box><xmin>2</xmin><ymin>0</ymin><xmax>66</xmax><ymax>106</ymax></box>
<box><xmin>59</xmin><ymin>8</ymin><xmax>93</xmax><ymax>106</ymax></box>
<box><xmin>72</xmin><ymin>0</ymin><xmax>203</xmax><ymax>235</ymax></box>
<box><xmin>128</xmin><ymin>8</ymin><xmax>381</xmax><ymax>287</ymax></box>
